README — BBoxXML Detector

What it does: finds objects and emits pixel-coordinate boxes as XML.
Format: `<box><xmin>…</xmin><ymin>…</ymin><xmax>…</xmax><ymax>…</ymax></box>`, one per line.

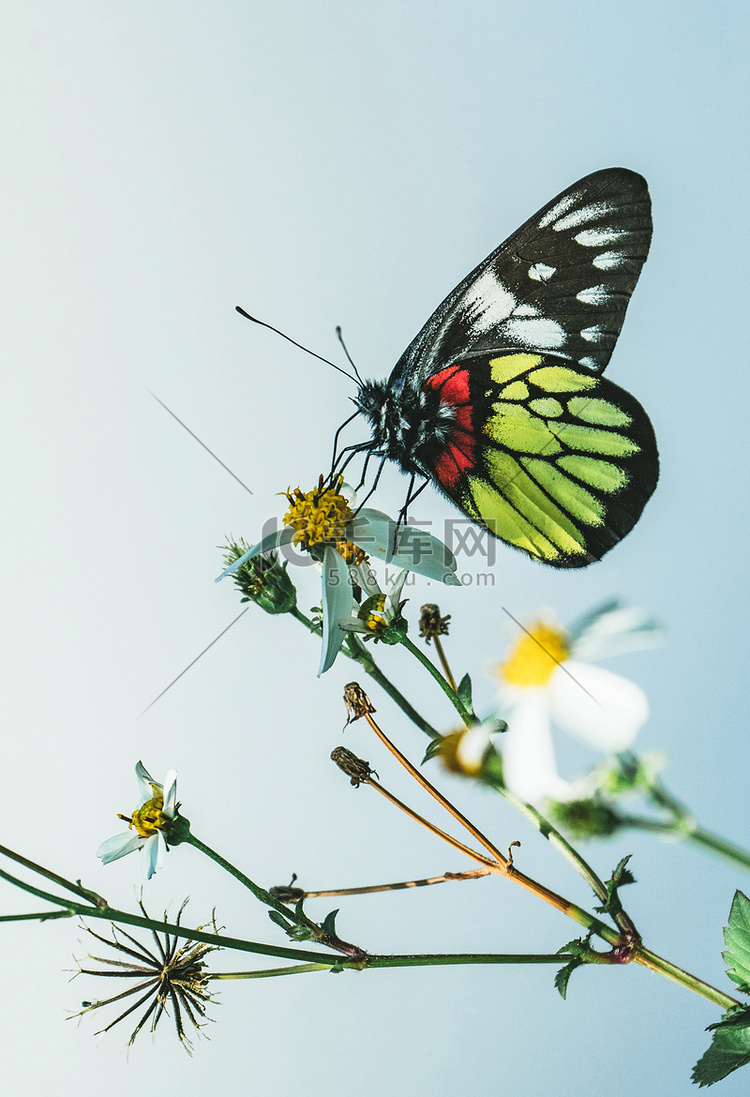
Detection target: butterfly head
<box><xmin>354</xmin><ymin>379</ymin><xmax>390</xmax><ymax>439</ymax></box>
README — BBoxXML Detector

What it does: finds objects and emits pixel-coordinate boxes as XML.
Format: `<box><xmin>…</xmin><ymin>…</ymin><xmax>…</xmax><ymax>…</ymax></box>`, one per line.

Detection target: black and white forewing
<box><xmin>394</xmin><ymin>168</ymin><xmax>652</xmax><ymax>384</ymax></box>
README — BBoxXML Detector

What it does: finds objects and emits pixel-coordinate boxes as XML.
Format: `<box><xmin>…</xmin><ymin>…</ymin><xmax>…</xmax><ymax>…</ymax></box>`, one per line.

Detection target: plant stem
<box><xmin>290</xmin><ymin>607</ymin><xmax>439</xmax><ymax>738</ymax></box>
<box><xmin>361</xmin><ymin>710</ymin><xmax>508</xmax><ymax>866</ymax></box>
<box><xmin>366</xmin><ymin>778</ymin><xmax>498</xmax><ymax>866</ymax></box>
<box><xmin>400</xmin><ymin>635</ymin><xmax>472</xmax><ymax>724</ymax></box>
<box><xmin>0</xmin><ymin>842</ymin><xmax>106</xmax><ymax>907</ymax></box>
<box><xmin>301</xmin><ymin>868</ymin><xmax>491</xmax><ymax>899</ymax></box>
<box><xmin>185</xmin><ymin>832</ymin><xmax>367</xmax><ymax>961</ymax></box>
<box><xmin>364</xmin><ymin>952</ymin><xmax>573</xmax><ymax>969</ymax></box>
<box><xmin>633</xmin><ymin>945</ymin><xmax>739</xmax><ymax>1010</ymax></box>
<box><xmin>494</xmin><ymin>786</ymin><xmax>609</xmax><ymax>905</ymax></box>
<box><xmin>184</xmin><ymin>833</ymin><xmax>303</xmax><ymax>922</ymax></box>
<box><xmin>210</xmin><ymin>963</ymin><xmax>337</xmax><ymax>979</ymax></box>
<box><xmin>432</xmin><ymin>634</ymin><xmax>457</xmax><ymax>692</ymax></box>
<box><xmin>618</xmin><ymin>816</ymin><xmax>750</xmax><ymax>873</ymax></box>
<box><xmin>353</xmin><ymin>708</ymin><xmax>620</xmax><ymax>944</ymax></box>
<box><xmin>2</xmin><ymin>848</ymin><xmax>738</xmax><ymax>1010</ymax></box>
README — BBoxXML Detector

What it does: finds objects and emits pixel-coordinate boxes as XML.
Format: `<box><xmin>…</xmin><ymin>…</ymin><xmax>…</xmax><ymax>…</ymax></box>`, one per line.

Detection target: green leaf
<box><xmin>321</xmin><ymin>909</ymin><xmax>339</xmax><ymax>937</ymax></box>
<box><xmin>724</xmin><ymin>891</ymin><xmax>750</xmax><ymax>990</ymax></box>
<box><xmin>693</xmin><ymin>1008</ymin><xmax>750</xmax><ymax>1087</ymax></box>
<box><xmin>457</xmin><ymin>673</ymin><xmax>473</xmax><ymax>709</ymax></box>
<box><xmin>554</xmin><ymin>958</ymin><xmax>584</xmax><ymax>1000</ymax></box>
<box><xmin>554</xmin><ymin>938</ymin><xmax>591</xmax><ymax>1000</ymax></box>
<box><xmin>422</xmin><ymin>737</ymin><xmax>444</xmax><ymax>765</ymax></box>
<box><xmin>268</xmin><ymin>909</ymin><xmax>317</xmax><ymax>942</ymax></box>
<box><xmin>593</xmin><ymin>855</ymin><xmax>636</xmax><ymax>914</ymax></box>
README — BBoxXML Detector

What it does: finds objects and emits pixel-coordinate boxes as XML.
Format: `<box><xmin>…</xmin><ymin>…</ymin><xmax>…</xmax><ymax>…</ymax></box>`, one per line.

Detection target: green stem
<box><xmin>210</xmin><ymin>963</ymin><xmax>337</xmax><ymax>979</ymax></box>
<box><xmin>185</xmin><ymin>832</ymin><xmax>366</xmax><ymax>959</ymax></box>
<box><xmin>364</xmin><ymin>952</ymin><xmax>572</xmax><ymax>969</ymax></box>
<box><xmin>184</xmin><ymin>834</ymin><xmax>302</xmax><ymax>923</ymax></box>
<box><xmin>0</xmin><ymin>842</ymin><xmax>105</xmax><ymax>907</ymax></box>
<box><xmin>493</xmin><ymin>786</ymin><xmax>609</xmax><ymax>905</ymax></box>
<box><xmin>618</xmin><ymin>816</ymin><xmax>750</xmax><ymax>873</ymax></box>
<box><xmin>634</xmin><ymin>945</ymin><xmax>740</xmax><ymax>1010</ymax></box>
<box><xmin>290</xmin><ymin>607</ymin><xmax>439</xmax><ymax>738</ymax></box>
<box><xmin>1</xmin><ymin>854</ymin><xmax>738</xmax><ymax>1009</ymax></box>
<box><xmin>0</xmin><ymin>863</ymin><xmax>339</xmax><ymax>964</ymax></box>
<box><xmin>0</xmin><ymin>909</ymin><xmax>74</xmax><ymax>923</ymax></box>
<box><xmin>345</xmin><ymin>633</ymin><xmax>439</xmax><ymax>738</ymax></box>
<box><xmin>399</xmin><ymin>635</ymin><xmax>472</xmax><ymax>724</ymax></box>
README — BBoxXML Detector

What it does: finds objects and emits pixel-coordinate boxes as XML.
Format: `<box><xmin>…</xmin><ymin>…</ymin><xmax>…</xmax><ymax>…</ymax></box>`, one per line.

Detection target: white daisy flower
<box><xmin>337</xmin><ymin>565</ymin><xmax>410</xmax><ymax>640</ymax></box>
<box><xmin>496</xmin><ymin>600</ymin><xmax>664</xmax><ymax>805</ymax></box>
<box><xmin>216</xmin><ymin>476</ymin><xmax>459</xmax><ymax>675</ymax></box>
<box><xmin>97</xmin><ymin>762</ymin><xmax>178</xmax><ymax>880</ymax></box>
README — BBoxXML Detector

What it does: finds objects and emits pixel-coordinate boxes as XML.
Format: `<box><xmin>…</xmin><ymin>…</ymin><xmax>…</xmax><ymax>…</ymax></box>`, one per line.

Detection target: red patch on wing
<box><xmin>423</xmin><ymin>365</ymin><xmax>477</xmax><ymax>489</ymax></box>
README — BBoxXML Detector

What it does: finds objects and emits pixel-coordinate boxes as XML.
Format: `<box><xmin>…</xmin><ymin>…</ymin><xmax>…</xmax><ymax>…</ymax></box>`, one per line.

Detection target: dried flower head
<box><xmin>71</xmin><ymin>901</ymin><xmax>217</xmax><ymax>1053</ymax></box>
<box><xmin>419</xmin><ymin>604</ymin><xmax>451</xmax><ymax>642</ymax></box>
<box><xmin>330</xmin><ymin>746</ymin><xmax>379</xmax><ymax>788</ymax></box>
<box><xmin>343</xmin><ymin>682</ymin><xmax>376</xmax><ymax>726</ymax></box>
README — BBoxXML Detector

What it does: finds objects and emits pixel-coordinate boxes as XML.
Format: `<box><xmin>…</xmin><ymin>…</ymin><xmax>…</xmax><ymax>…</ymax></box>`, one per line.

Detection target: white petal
<box><xmin>339</xmin><ymin>482</ymin><xmax>357</xmax><ymax>506</ymax></box>
<box><xmin>140</xmin><ymin>834</ymin><xmax>162</xmax><ymax>880</ymax></box>
<box><xmin>349</xmin><ymin>510</ymin><xmax>459</xmax><ymax>584</ymax></box>
<box><xmin>163</xmin><ymin>770</ymin><xmax>178</xmax><ymax>817</ymax></box>
<box><xmin>351</xmin><ymin>560</ymin><xmax>382</xmax><ymax>598</ymax></box>
<box><xmin>456</xmin><ymin>725</ymin><xmax>491</xmax><ymax>774</ymax></box>
<box><xmin>318</xmin><ymin>546</ymin><xmax>353</xmax><ymax>675</ymax></box>
<box><xmin>548</xmin><ymin>661</ymin><xmax>648</xmax><ymax>752</ymax></box>
<box><xmin>337</xmin><ymin>615</ymin><xmax>368</xmax><ymax>633</ymax></box>
<box><xmin>569</xmin><ymin>600</ymin><xmax>665</xmax><ymax>661</ymax></box>
<box><xmin>97</xmin><ymin>831</ymin><xmax>143</xmax><ymax>864</ymax></box>
<box><xmin>501</xmin><ymin>693</ymin><xmax>572</xmax><ymax>804</ymax></box>
<box><xmin>384</xmin><ymin>568</ymin><xmax>409</xmax><ymax>614</ymax></box>
<box><xmin>135</xmin><ymin>760</ymin><xmax>157</xmax><ymax>800</ymax></box>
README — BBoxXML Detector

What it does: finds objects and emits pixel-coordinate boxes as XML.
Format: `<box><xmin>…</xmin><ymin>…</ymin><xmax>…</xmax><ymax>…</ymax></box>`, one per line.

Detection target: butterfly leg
<box><xmin>329</xmin><ymin>408</ymin><xmax>361</xmax><ymax>480</ymax></box>
<box><xmin>391</xmin><ymin>474</ymin><xmax>431</xmax><ymax>552</ymax></box>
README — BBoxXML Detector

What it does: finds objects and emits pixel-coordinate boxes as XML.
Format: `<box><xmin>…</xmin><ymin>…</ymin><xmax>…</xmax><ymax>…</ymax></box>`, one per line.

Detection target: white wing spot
<box><xmin>581</xmin><ymin>326</ymin><xmax>606</xmax><ymax>343</ymax></box>
<box><xmin>504</xmin><ymin>317</ymin><xmax>566</xmax><ymax>349</ymax></box>
<box><xmin>578</xmin><ymin>356</ymin><xmax>599</xmax><ymax>369</ymax></box>
<box><xmin>574</xmin><ymin>227</ymin><xmax>628</xmax><ymax>247</ymax></box>
<box><xmin>461</xmin><ymin>269</ymin><xmax>516</xmax><ymax>329</ymax></box>
<box><xmin>513</xmin><ymin>303</ymin><xmax>540</xmax><ymax>317</ymax></box>
<box><xmin>537</xmin><ymin>193</ymin><xmax>578</xmax><ymax>229</ymax></box>
<box><xmin>593</xmin><ymin>251</ymin><xmax>628</xmax><ymax>270</ymax></box>
<box><xmin>576</xmin><ymin>285</ymin><xmax>611</xmax><ymax>306</ymax></box>
<box><xmin>528</xmin><ymin>262</ymin><xmax>556</xmax><ymax>282</ymax></box>
<box><xmin>553</xmin><ymin>201</ymin><xmax>616</xmax><ymax>232</ymax></box>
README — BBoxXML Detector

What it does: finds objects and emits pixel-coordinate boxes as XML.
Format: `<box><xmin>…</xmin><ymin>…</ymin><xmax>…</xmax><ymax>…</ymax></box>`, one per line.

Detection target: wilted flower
<box><xmin>419</xmin><ymin>603</ymin><xmax>451</xmax><ymax>643</ymax></box>
<box><xmin>494</xmin><ymin>600</ymin><xmax>663</xmax><ymax>805</ymax></box>
<box><xmin>72</xmin><ymin>901</ymin><xmax>215</xmax><ymax>1052</ymax></box>
<box><xmin>216</xmin><ymin>475</ymin><xmax>459</xmax><ymax>675</ymax></box>
<box><xmin>97</xmin><ymin>762</ymin><xmax>182</xmax><ymax>880</ymax></box>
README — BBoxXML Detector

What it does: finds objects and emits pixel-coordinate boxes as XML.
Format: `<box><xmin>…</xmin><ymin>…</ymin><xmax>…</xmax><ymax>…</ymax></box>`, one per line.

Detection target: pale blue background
<box><xmin>1</xmin><ymin>3</ymin><xmax>749</xmax><ymax>1094</ymax></box>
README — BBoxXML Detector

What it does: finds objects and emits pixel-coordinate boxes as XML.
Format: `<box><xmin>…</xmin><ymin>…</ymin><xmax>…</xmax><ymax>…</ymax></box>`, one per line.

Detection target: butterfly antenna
<box><xmin>335</xmin><ymin>325</ymin><xmax>365</xmax><ymax>386</ymax></box>
<box><xmin>235</xmin><ymin>306</ymin><xmax>359</xmax><ymax>385</ymax></box>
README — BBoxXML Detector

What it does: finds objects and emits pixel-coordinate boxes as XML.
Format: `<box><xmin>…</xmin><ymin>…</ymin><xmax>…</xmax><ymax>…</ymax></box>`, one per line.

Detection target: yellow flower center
<box><xmin>358</xmin><ymin>594</ymin><xmax>388</xmax><ymax>633</ymax></box>
<box><xmin>129</xmin><ymin>792</ymin><xmax>167</xmax><ymax>837</ymax></box>
<box><xmin>283</xmin><ymin>475</ymin><xmax>366</xmax><ymax>564</ymax></box>
<box><xmin>500</xmin><ymin>622</ymin><xmax>569</xmax><ymax>687</ymax></box>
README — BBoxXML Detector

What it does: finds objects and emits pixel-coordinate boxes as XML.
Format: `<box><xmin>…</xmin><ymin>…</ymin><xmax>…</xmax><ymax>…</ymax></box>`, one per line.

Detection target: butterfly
<box><xmin>350</xmin><ymin>168</ymin><xmax>659</xmax><ymax>568</ymax></box>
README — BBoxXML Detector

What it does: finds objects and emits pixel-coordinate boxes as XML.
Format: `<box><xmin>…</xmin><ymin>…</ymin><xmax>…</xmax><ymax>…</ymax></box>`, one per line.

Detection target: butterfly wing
<box><xmin>394</xmin><ymin>168</ymin><xmax>652</xmax><ymax>385</ymax></box>
<box><xmin>419</xmin><ymin>351</ymin><xmax>658</xmax><ymax>568</ymax></box>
